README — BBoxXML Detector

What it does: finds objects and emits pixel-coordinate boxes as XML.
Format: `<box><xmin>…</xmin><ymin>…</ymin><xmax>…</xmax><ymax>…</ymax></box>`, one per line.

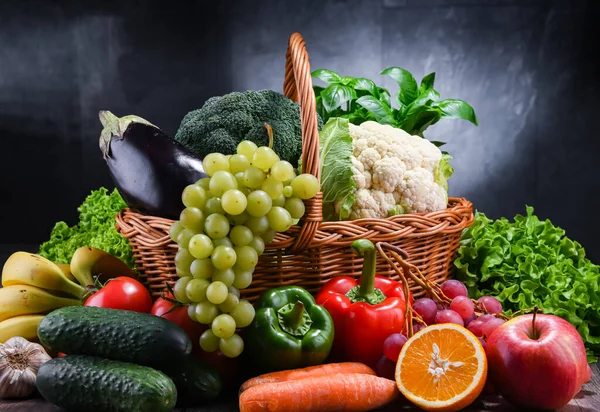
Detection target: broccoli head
<box><xmin>174</xmin><ymin>90</ymin><xmax>322</xmax><ymax>166</ymax></box>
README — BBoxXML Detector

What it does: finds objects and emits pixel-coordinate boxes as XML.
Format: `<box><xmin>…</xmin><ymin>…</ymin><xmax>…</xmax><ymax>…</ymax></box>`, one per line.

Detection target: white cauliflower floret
<box><xmin>345</xmin><ymin>121</ymin><xmax>449</xmax><ymax>218</ymax></box>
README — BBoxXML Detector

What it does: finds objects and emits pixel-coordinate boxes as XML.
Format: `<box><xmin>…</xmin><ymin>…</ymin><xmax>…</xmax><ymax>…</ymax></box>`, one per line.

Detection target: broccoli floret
<box><xmin>174</xmin><ymin>90</ymin><xmax>322</xmax><ymax>166</ymax></box>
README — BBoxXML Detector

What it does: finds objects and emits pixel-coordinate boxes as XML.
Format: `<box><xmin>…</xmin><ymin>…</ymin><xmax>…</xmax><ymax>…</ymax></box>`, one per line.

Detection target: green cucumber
<box><xmin>163</xmin><ymin>357</ymin><xmax>222</xmax><ymax>406</ymax></box>
<box><xmin>37</xmin><ymin>355</ymin><xmax>176</xmax><ymax>412</ymax></box>
<box><xmin>38</xmin><ymin>306</ymin><xmax>191</xmax><ymax>367</ymax></box>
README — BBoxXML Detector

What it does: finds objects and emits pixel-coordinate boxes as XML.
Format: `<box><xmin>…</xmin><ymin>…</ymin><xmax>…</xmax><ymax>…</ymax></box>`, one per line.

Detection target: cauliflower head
<box><xmin>320</xmin><ymin>118</ymin><xmax>452</xmax><ymax>220</ymax></box>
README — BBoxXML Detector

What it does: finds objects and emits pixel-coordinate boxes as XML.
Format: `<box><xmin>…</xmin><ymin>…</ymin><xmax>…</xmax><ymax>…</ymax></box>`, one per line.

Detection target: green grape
<box><xmin>195</xmin><ymin>301</ymin><xmax>219</xmax><ymax>324</ymax></box>
<box><xmin>260</xmin><ymin>229</ymin><xmax>276</xmax><ymax>243</ymax></box>
<box><xmin>243</xmin><ymin>166</ymin><xmax>266</xmax><ymax>189</ymax></box>
<box><xmin>232</xmin><ymin>268</ymin><xmax>253</xmax><ymax>289</ymax></box>
<box><xmin>218</xmin><ymin>293</ymin><xmax>239</xmax><ymax>313</ymax></box>
<box><xmin>292</xmin><ymin>218</ymin><xmax>300</xmax><ymax>225</ymax></box>
<box><xmin>261</xmin><ymin>177</ymin><xmax>283</xmax><ymax>199</ymax></box>
<box><xmin>272</xmin><ymin>194</ymin><xmax>286</xmax><ymax>207</ymax></box>
<box><xmin>204</xmin><ymin>213</ymin><xmax>230</xmax><ymax>239</ymax></box>
<box><xmin>173</xmin><ymin>276</ymin><xmax>192</xmax><ymax>304</ymax></box>
<box><xmin>271</xmin><ymin>160</ymin><xmax>296</xmax><ymax>182</ymax></box>
<box><xmin>284</xmin><ymin>197</ymin><xmax>305</xmax><ymax>219</ymax></box>
<box><xmin>219</xmin><ymin>334</ymin><xmax>244</xmax><ymax>358</ymax></box>
<box><xmin>267</xmin><ymin>207</ymin><xmax>293</xmax><ymax>232</ymax></box>
<box><xmin>169</xmin><ymin>221</ymin><xmax>184</xmax><ymax>242</ymax></box>
<box><xmin>180</xmin><ymin>207</ymin><xmax>205</xmax><ymax>232</ymax></box>
<box><xmin>222</xmin><ymin>189</ymin><xmax>247</xmax><ymax>215</ymax></box>
<box><xmin>252</xmin><ymin>147</ymin><xmax>279</xmax><ymax>171</ymax></box>
<box><xmin>190</xmin><ymin>258</ymin><xmax>214</xmax><ymax>279</ymax></box>
<box><xmin>246</xmin><ymin>216</ymin><xmax>269</xmax><ymax>235</ymax></box>
<box><xmin>205</xmin><ymin>197</ymin><xmax>225</xmax><ymax>215</ymax></box>
<box><xmin>230</xmin><ymin>225</ymin><xmax>253</xmax><ymax>246</ymax></box>
<box><xmin>234</xmin><ymin>172</ymin><xmax>245</xmax><ymax>188</ymax></box>
<box><xmin>230</xmin><ymin>300</ymin><xmax>255</xmax><ymax>328</ymax></box>
<box><xmin>234</xmin><ymin>246</ymin><xmax>258</xmax><ymax>270</ymax></box>
<box><xmin>249</xmin><ymin>236</ymin><xmax>265</xmax><ymax>255</ymax></box>
<box><xmin>213</xmin><ymin>237</ymin><xmax>233</xmax><ymax>248</ymax></box>
<box><xmin>187</xmin><ymin>304</ymin><xmax>197</xmax><ymax>321</ymax></box>
<box><xmin>209</xmin><ymin>171</ymin><xmax>238</xmax><ymax>197</ymax></box>
<box><xmin>176</xmin><ymin>267</ymin><xmax>190</xmax><ymax>277</ymax></box>
<box><xmin>237</xmin><ymin>140</ymin><xmax>258</xmax><ymax>159</ymax></box>
<box><xmin>182</xmin><ymin>184</ymin><xmax>207</xmax><ymax>209</ymax></box>
<box><xmin>282</xmin><ymin>185</ymin><xmax>293</xmax><ymax>198</ymax></box>
<box><xmin>229</xmin><ymin>154</ymin><xmax>251</xmax><ymax>174</ymax></box>
<box><xmin>175</xmin><ymin>248</ymin><xmax>195</xmax><ymax>275</ymax></box>
<box><xmin>203</xmin><ymin>153</ymin><xmax>229</xmax><ymax>176</ymax></box>
<box><xmin>228</xmin><ymin>211</ymin><xmax>249</xmax><ymax>226</ymax></box>
<box><xmin>229</xmin><ymin>286</ymin><xmax>240</xmax><ymax>298</ymax></box>
<box><xmin>211</xmin><ymin>314</ymin><xmax>236</xmax><ymax>339</ymax></box>
<box><xmin>186</xmin><ymin>278</ymin><xmax>210</xmax><ymax>302</ymax></box>
<box><xmin>291</xmin><ymin>174</ymin><xmax>320</xmax><ymax>200</ymax></box>
<box><xmin>196</xmin><ymin>177</ymin><xmax>211</xmax><ymax>190</ymax></box>
<box><xmin>206</xmin><ymin>281</ymin><xmax>229</xmax><ymax>304</ymax></box>
<box><xmin>213</xmin><ymin>268</ymin><xmax>235</xmax><ymax>287</ymax></box>
<box><xmin>246</xmin><ymin>190</ymin><xmax>272</xmax><ymax>217</ymax></box>
<box><xmin>199</xmin><ymin>329</ymin><xmax>220</xmax><ymax>352</ymax></box>
<box><xmin>211</xmin><ymin>245</ymin><xmax>237</xmax><ymax>270</ymax></box>
<box><xmin>188</xmin><ymin>234</ymin><xmax>214</xmax><ymax>259</ymax></box>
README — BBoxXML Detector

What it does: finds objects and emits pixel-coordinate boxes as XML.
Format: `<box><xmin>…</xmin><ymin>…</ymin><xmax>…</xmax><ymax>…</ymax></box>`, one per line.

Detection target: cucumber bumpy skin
<box><xmin>37</xmin><ymin>355</ymin><xmax>177</xmax><ymax>412</ymax></box>
<box><xmin>37</xmin><ymin>306</ymin><xmax>191</xmax><ymax>367</ymax></box>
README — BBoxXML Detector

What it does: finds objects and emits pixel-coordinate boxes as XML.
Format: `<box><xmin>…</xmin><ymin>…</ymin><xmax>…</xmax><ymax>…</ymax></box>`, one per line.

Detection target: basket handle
<box><xmin>283</xmin><ymin>33</ymin><xmax>322</xmax><ymax>251</ymax></box>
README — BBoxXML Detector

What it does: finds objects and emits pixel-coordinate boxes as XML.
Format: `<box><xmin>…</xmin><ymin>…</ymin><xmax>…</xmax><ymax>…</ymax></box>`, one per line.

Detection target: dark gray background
<box><xmin>1</xmin><ymin>0</ymin><xmax>598</xmax><ymax>262</ymax></box>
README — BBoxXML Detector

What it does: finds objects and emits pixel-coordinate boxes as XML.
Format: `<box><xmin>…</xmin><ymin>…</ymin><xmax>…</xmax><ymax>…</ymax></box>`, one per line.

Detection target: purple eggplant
<box><xmin>99</xmin><ymin>111</ymin><xmax>207</xmax><ymax>219</ymax></box>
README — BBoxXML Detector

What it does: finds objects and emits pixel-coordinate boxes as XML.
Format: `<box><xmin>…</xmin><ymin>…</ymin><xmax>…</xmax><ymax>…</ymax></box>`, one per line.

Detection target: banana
<box><xmin>2</xmin><ymin>252</ymin><xmax>87</xmax><ymax>299</ymax></box>
<box><xmin>70</xmin><ymin>247</ymin><xmax>136</xmax><ymax>287</ymax></box>
<box><xmin>56</xmin><ymin>263</ymin><xmax>77</xmax><ymax>283</ymax></box>
<box><xmin>0</xmin><ymin>285</ymin><xmax>81</xmax><ymax>322</ymax></box>
<box><xmin>0</xmin><ymin>314</ymin><xmax>45</xmax><ymax>343</ymax></box>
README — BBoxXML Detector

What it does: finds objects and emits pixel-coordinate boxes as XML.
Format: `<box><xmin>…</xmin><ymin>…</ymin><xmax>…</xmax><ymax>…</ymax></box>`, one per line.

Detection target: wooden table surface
<box><xmin>1</xmin><ymin>363</ymin><xmax>598</xmax><ymax>412</ymax></box>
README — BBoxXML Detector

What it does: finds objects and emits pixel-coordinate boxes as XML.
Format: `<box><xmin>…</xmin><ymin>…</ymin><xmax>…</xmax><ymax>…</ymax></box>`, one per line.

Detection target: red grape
<box><xmin>464</xmin><ymin>313</ymin><xmax>477</xmax><ymax>327</ymax></box>
<box><xmin>483</xmin><ymin>379</ymin><xmax>496</xmax><ymax>394</ymax></box>
<box><xmin>478</xmin><ymin>296</ymin><xmax>503</xmax><ymax>314</ymax></box>
<box><xmin>482</xmin><ymin>317</ymin><xmax>506</xmax><ymax>338</ymax></box>
<box><xmin>478</xmin><ymin>314</ymin><xmax>496</xmax><ymax>324</ymax></box>
<box><xmin>412</xmin><ymin>323</ymin><xmax>425</xmax><ymax>334</ymax></box>
<box><xmin>375</xmin><ymin>355</ymin><xmax>396</xmax><ymax>380</ymax></box>
<box><xmin>450</xmin><ymin>296</ymin><xmax>475</xmax><ymax>319</ymax></box>
<box><xmin>383</xmin><ymin>333</ymin><xmax>408</xmax><ymax>362</ymax></box>
<box><xmin>478</xmin><ymin>337</ymin><xmax>487</xmax><ymax>349</ymax></box>
<box><xmin>440</xmin><ymin>280</ymin><xmax>468</xmax><ymax>299</ymax></box>
<box><xmin>412</xmin><ymin>298</ymin><xmax>437</xmax><ymax>325</ymax></box>
<box><xmin>434</xmin><ymin>309</ymin><xmax>464</xmax><ymax>326</ymax></box>
<box><xmin>467</xmin><ymin>319</ymin><xmax>485</xmax><ymax>337</ymax></box>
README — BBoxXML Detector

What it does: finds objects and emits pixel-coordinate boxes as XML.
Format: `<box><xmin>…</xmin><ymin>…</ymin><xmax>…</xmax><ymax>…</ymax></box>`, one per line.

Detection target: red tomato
<box><xmin>84</xmin><ymin>277</ymin><xmax>152</xmax><ymax>313</ymax></box>
<box><xmin>150</xmin><ymin>292</ymin><xmax>203</xmax><ymax>351</ymax></box>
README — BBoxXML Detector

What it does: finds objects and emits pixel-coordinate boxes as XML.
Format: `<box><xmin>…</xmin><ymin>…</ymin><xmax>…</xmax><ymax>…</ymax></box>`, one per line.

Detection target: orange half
<box><xmin>395</xmin><ymin>324</ymin><xmax>487</xmax><ymax>412</ymax></box>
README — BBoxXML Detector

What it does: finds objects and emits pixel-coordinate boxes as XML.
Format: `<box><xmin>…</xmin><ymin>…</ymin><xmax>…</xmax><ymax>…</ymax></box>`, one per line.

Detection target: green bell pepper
<box><xmin>245</xmin><ymin>286</ymin><xmax>335</xmax><ymax>373</ymax></box>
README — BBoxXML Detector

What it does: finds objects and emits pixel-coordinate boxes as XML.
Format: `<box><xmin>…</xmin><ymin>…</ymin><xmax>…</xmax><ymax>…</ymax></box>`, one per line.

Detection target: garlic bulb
<box><xmin>0</xmin><ymin>336</ymin><xmax>51</xmax><ymax>398</ymax></box>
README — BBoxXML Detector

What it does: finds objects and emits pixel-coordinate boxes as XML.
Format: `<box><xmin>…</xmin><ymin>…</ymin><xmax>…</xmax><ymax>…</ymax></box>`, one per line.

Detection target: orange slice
<box><xmin>395</xmin><ymin>324</ymin><xmax>487</xmax><ymax>412</ymax></box>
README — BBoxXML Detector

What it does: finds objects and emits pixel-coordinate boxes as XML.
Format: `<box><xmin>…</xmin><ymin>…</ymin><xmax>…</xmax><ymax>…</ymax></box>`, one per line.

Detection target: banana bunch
<box><xmin>0</xmin><ymin>248</ymin><xmax>136</xmax><ymax>343</ymax></box>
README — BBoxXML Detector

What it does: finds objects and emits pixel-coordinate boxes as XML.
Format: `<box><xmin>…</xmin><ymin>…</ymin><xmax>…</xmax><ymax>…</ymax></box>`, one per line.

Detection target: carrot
<box><xmin>239</xmin><ymin>362</ymin><xmax>375</xmax><ymax>393</ymax></box>
<box><xmin>239</xmin><ymin>373</ymin><xmax>399</xmax><ymax>412</ymax></box>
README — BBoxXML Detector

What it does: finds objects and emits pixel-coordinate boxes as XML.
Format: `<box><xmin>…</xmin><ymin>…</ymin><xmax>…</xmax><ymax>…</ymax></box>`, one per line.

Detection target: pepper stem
<box><xmin>353</xmin><ymin>239</ymin><xmax>377</xmax><ymax>301</ymax></box>
<box><xmin>277</xmin><ymin>300</ymin><xmax>312</xmax><ymax>338</ymax></box>
<box><xmin>288</xmin><ymin>301</ymin><xmax>305</xmax><ymax>330</ymax></box>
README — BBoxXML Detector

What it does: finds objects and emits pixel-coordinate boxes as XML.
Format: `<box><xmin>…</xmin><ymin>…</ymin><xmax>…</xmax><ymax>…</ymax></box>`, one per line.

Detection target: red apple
<box><xmin>486</xmin><ymin>312</ymin><xmax>589</xmax><ymax>410</ymax></box>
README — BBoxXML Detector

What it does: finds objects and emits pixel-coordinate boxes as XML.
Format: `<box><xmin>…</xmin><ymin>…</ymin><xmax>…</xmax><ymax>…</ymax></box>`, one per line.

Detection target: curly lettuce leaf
<box><xmin>454</xmin><ymin>206</ymin><xmax>600</xmax><ymax>362</ymax></box>
<box><xmin>39</xmin><ymin>188</ymin><xmax>134</xmax><ymax>268</ymax></box>
<box><xmin>319</xmin><ymin>118</ymin><xmax>356</xmax><ymax>221</ymax></box>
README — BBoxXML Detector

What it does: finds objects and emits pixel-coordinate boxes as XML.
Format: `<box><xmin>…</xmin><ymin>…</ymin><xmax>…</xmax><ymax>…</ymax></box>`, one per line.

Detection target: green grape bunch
<box><xmin>168</xmin><ymin>139</ymin><xmax>320</xmax><ymax>358</ymax></box>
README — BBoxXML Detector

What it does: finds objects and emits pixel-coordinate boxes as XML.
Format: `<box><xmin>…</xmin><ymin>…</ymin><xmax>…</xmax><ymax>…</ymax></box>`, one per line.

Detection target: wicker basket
<box><xmin>115</xmin><ymin>32</ymin><xmax>474</xmax><ymax>301</ymax></box>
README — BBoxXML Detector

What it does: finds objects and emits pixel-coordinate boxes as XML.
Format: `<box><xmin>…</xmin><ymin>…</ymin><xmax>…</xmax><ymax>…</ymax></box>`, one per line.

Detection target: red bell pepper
<box><xmin>315</xmin><ymin>239</ymin><xmax>409</xmax><ymax>368</ymax></box>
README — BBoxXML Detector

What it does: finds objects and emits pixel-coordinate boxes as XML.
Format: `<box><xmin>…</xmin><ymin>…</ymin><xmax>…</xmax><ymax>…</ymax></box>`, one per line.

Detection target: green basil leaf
<box><xmin>401</xmin><ymin>108</ymin><xmax>440</xmax><ymax>134</ymax></box>
<box><xmin>434</xmin><ymin>98</ymin><xmax>478</xmax><ymax>126</ymax></box>
<box><xmin>354</xmin><ymin>78</ymin><xmax>379</xmax><ymax>97</ymax></box>
<box><xmin>420</xmin><ymin>72</ymin><xmax>436</xmax><ymax>93</ymax></box>
<box><xmin>378</xmin><ymin>88</ymin><xmax>391</xmax><ymax>106</ymax></box>
<box><xmin>311</xmin><ymin>69</ymin><xmax>342</xmax><ymax>85</ymax></box>
<box><xmin>381</xmin><ymin>66</ymin><xmax>419</xmax><ymax>106</ymax></box>
<box><xmin>431</xmin><ymin>141</ymin><xmax>447</xmax><ymax>147</ymax></box>
<box><xmin>313</xmin><ymin>85</ymin><xmax>325</xmax><ymax>96</ymax></box>
<box><xmin>356</xmin><ymin>95</ymin><xmax>395</xmax><ymax>125</ymax></box>
<box><xmin>341</xmin><ymin>76</ymin><xmax>356</xmax><ymax>86</ymax></box>
<box><xmin>321</xmin><ymin>84</ymin><xmax>357</xmax><ymax>112</ymax></box>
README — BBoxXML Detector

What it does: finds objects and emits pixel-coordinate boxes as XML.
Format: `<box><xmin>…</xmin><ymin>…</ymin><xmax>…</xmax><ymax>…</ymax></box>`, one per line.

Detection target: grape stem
<box><xmin>264</xmin><ymin>123</ymin><xmax>274</xmax><ymax>149</ymax></box>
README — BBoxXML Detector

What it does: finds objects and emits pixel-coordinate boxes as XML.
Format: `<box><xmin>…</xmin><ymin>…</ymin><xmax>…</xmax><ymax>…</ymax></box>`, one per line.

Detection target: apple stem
<box><xmin>532</xmin><ymin>306</ymin><xmax>539</xmax><ymax>339</ymax></box>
